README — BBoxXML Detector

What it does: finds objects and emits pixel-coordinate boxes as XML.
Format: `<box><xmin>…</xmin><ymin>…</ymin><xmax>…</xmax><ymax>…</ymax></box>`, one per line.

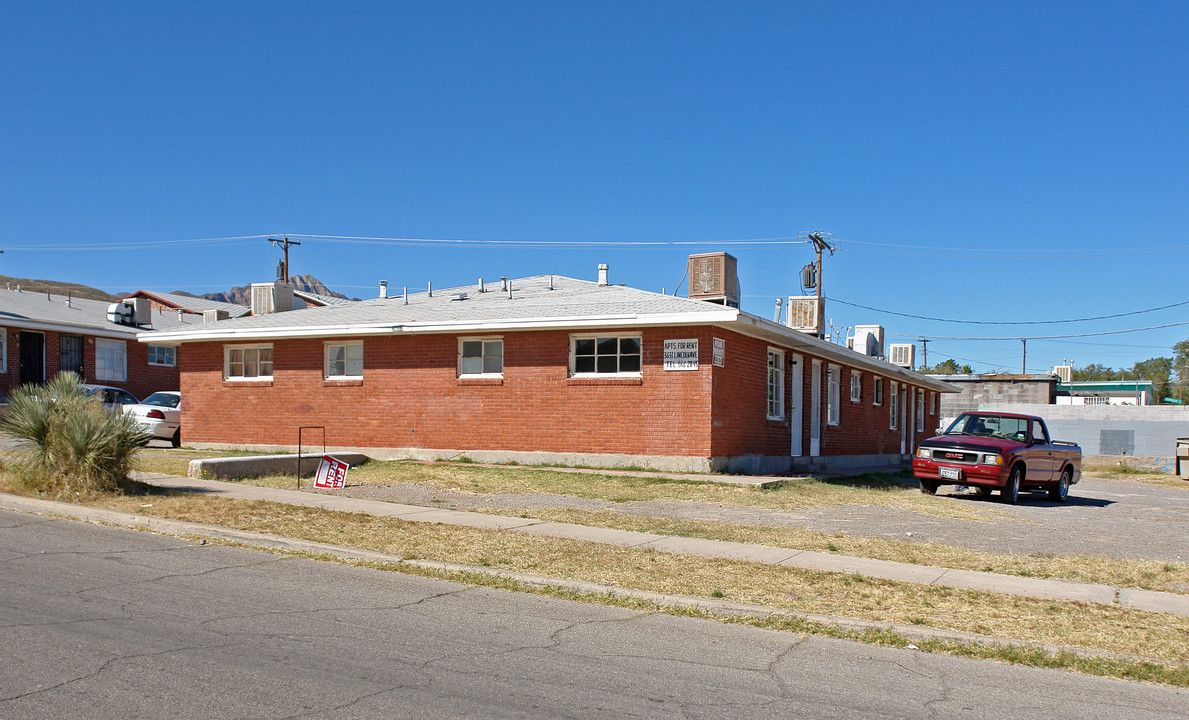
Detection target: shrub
<box><xmin>2</xmin><ymin>374</ymin><xmax>149</xmax><ymax>498</ymax></box>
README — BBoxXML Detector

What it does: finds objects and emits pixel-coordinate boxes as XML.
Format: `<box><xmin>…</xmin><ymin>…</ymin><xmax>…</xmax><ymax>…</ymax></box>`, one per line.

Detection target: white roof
<box><xmin>141</xmin><ymin>274</ymin><xmax>956</xmax><ymax>392</ymax></box>
<box><xmin>0</xmin><ymin>288</ymin><xmax>203</xmax><ymax>339</ymax></box>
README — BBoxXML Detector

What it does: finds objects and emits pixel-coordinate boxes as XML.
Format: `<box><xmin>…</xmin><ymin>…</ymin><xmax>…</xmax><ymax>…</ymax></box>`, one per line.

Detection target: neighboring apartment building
<box><xmin>144</xmin><ymin>261</ymin><xmax>954</xmax><ymax>473</ymax></box>
<box><xmin>0</xmin><ymin>287</ymin><xmax>193</xmax><ymax>401</ymax></box>
<box><xmin>1056</xmin><ymin>380</ymin><xmax>1156</xmax><ymax>406</ymax></box>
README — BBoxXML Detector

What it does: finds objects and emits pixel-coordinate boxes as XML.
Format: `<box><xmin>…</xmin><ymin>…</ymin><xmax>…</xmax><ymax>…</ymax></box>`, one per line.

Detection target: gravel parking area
<box><xmin>342</xmin><ymin>471</ymin><xmax>1189</xmax><ymax>564</ymax></box>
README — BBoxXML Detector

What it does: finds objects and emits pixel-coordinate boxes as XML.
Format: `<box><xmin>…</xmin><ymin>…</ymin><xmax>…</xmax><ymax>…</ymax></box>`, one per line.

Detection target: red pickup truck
<box><xmin>912</xmin><ymin>411</ymin><xmax>1081</xmax><ymax>504</ymax></box>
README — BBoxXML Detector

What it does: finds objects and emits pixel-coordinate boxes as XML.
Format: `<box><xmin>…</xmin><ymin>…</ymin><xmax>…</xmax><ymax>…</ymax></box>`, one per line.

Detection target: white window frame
<box><xmin>889</xmin><ymin>381</ymin><xmax>899</xmax><ymax>430</ymax></box>
<box><xmin>766</xmin><ymin>348</ymin><xmax>785</xmax><ymax>420</ymax></box>
<box><xmin>827</xmin><ymin>364</ymin><xmax>841</xmax><ymax>426</ymax></box>
<box><xmin>458</xmin><ymin>337</ymin><xmax>504</xmax><ymax>377</ymax></box>
<box><xmin>95</xmin><ymin>338</ymin><xmax>127</xmax><ymax>382</ymax></box>
<box><xmin>147</xmin><ymin>344</ymin><xmax>177</xmax><ymax>367</ymax></box>
<box><xmin>916</xmin><ymin>388</ymin><xmax>925</xmax><ymax>432</ymax></box>
<box><xmin>849</xmin><ymin>370</ymin><xmax>861</xmax><ymax>402</ymax></box>
<box><xmin>569</xmin><ymin>333</ymin><xmax>642</xmax><ymax>376</ymax></box>
<box><xmin>873</xmin><ymin>376</ymin><xmax>883</xmax><ymax>406</ymax></box>
<box><xmin>324</xmin><ymin>340</ymin><xmax>363</xmax><ymax>379</ymax></box>
<box><xmin>224</xmin><ymin>344</ymin><xmax>274</xmax><ymax>380</ymax></box>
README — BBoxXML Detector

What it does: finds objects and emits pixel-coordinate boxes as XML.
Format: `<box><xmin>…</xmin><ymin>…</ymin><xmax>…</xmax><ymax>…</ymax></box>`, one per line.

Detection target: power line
<box><xmin>890</xmin><ymin>319</ymin><xmax>1189</xmax><ymax>342</ymax></box>
<box><xmin>826</xmin><ymin>295</ymin><xmax>1189</xmax><ymax>325</ymax></box>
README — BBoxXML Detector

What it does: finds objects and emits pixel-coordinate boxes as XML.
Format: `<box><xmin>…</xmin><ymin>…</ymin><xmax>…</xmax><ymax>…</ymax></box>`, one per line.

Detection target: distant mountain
<box><xmin>173</xmin><ymin>274</ymin><xmax>358</xmax><ymax>305</ymax></box>
<box><xmin>0</xmin><ymin>275</ymin><xmax>123</xmax><ymax>303</ymax></box>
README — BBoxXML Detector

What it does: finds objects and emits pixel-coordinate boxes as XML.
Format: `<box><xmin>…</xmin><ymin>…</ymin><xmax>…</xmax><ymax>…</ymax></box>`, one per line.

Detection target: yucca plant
<box><xmin>2</xmin><ymin>373</ymin><xmax>149</xmax><ymax>498</ymax></box>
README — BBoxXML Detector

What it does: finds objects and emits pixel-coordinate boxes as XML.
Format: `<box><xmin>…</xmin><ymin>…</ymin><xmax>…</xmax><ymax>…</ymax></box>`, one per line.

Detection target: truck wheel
<box><xmin>1049</xmin><ymin>467</ymin><xmax>1071</xmax><ymax>502</ymax></box>
<box><xmin>919</xmin><ymin>479</ymin><xmax>939</xmax><ymax>495</ymax></box>
<box><xmin>1001</xmin><ymin>466</ymin><xmax>1021</xmax><ymax>504</ymax></box>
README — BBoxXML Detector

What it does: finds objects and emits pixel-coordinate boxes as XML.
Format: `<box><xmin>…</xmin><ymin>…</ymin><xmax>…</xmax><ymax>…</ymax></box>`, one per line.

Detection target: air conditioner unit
<box><xmin>106</xmin><ymin>302</ymin><xmax>134</xmax><ymax>326</ymax></box>
<box><xmin>251</xmin><ymin>282</ymin><xmax>294</xmax><ymax>316</ymax></box>
<box><xmin>786</xmin><ymin>296</ymin><xmax>824</xmax><ymax>335</ymax></box>
<box><xmin>129</xmin><ymin>298</ymin><xmax>151</xmax><ymax>325</ymax></box>
<box><xmin>1054</xmin><ymin>365</ymin><xmax>1072</xmax><ymax>383</ymax></box>
<box><xmin>852</xmin><ymin>325</ymin><xmax>884</xmax><ymax>358</ymax></box>
<box><xmin>203</xmin><ymin>309</ymin><xmax>231</xmax><ymax>323</ymax></box>
<box><xmin>889</xmin><ymin>343</ymin><xmax>915</xmax><ymax>368</ymax></box>
<box><xmin>687</xmin><ymin>252</ymin><xmax>740</xmax><ymax>307</ymax></box>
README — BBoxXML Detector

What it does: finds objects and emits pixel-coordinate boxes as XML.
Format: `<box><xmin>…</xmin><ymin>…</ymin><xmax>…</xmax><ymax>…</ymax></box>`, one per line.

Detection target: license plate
<box><xmin>939</xmin><ymin>467</ymin><xmax>961</xmax><ymax>480</ymax></box>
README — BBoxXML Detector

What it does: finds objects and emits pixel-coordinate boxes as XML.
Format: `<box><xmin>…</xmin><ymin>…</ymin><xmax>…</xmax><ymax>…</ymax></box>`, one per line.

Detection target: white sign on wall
<box><xmin>712</xmin><ymin>337</ymin><xmax>725</xmax><ymax>367</ymax></box>
<box><xmin>663</xmin><ymin>339</ymin><xmax>699</xmax><ymax>371</ymax></box>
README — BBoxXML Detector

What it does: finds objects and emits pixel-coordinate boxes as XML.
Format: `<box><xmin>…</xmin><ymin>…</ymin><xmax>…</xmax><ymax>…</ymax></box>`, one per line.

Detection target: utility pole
<box><xmin>804</xmin><ymin>232</ymin><xmax>835</xmax><ymax>301</ymax></box>
<box><xmin>1021</xmin><ymin>338</ymin><xmax>1026</xmax><ymax>374</ymax></box>
<box><xmin>268</xmin><ymin>235</ymin><xmax>301</xmax><ymax>282</ymax></box>
<box><xmin>919</xmin><ymin>338</ymin><xmax>928</xmax><ymax>371</ymax></box>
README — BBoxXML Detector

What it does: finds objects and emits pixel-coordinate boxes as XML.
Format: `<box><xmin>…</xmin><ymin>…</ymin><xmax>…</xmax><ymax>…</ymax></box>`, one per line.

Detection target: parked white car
<box><xmin>124</xmin><ymin>391</ymin><xmax>181</xmax><ymax>447</ymax></box>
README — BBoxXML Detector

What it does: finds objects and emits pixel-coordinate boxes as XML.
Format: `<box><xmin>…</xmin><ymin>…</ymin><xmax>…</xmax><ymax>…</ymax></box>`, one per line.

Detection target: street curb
<box><xmin>0</xmin><ymin>491</ymin><xmax>1172</xmax><ymax>667</ymax></box>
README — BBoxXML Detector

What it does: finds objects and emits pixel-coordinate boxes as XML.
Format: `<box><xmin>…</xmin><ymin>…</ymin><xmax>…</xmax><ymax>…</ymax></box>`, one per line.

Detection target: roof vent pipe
<box><xmin>773</xmin><ymin>297</ymin><xmax>784</xmax><ymax>323</ymax></box>
<box><xmin>507</xmin><ymin>281</ymin><xmax>513</xmax><ymax>299</ymax></box>
<box><xmin>598</xmin><ymin>264</ymin><xmax>609</xmax><ymax>286</ymax></box>
<box><xmin>379</xmin><ymin>280</ymin><xmax>388</xmax><ymax>299</ymax></box>
<box><xmin>549</xmin><ymin>275</ymin><xmax>555</xmax><ymax>290</ymax></box>
<box><xmin>403</xmin><ymin>287</ymin><xmax>408</xmax><ymax>305</ymax></box>
<box><xmin>428</xmin><ymin>281</ymin><xmax>432</xmax><ymax>298</ymax></box>
<box><xmin>500</xmin><ymin>276</ymin><xmax>508</xmax><ymax>291</ymax></box>
<box><xmin>479</xmin><ymin>278</ymin><xmax>485</xmax><ymax>293</ymax></box>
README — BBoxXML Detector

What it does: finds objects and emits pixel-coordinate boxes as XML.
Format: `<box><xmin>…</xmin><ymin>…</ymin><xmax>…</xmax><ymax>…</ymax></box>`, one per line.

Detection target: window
<box><xmin>459</xmin><ymin>338</ymin><xmax>503</xmax><ymax>376</ymax></box>
<box><xmin>96</xmin><ymin>339</ymin><xmax>127</xmax><ymax>382</ymax></box>
<box><xmin>147</xmin><ymin>344</ymin><xmax>177</xmax><ymax>367</ymax></box>
<box><xmin>827</xmin><ymin>365</ymin><xmax>840</xmax><ymax>425</ymax></box>
<box><xmin>873</xmin><ymin>377</ymin><xmax>884</xmax><ymax>406</ymax></box>
<box><xmin>889</xmin><ymin>382</ymin><xmax>899</xmax><ymax>429</ymax></box>
<box><xmin>225</xmin><ymin>344</ymin><xmax>273</xmax><ymax>380</ymax></box>
<box><xmin>766</xmin><ymin>348</ymin><xmax>784</xmax><ymax>419</ymax></box>
<box><xmin>1032</xmin><ymin>419</ymin><xmax>1050</xmax><ymax>445</ymax></box>
<box><xmin>571</xmin><ymin>335</ymin><xmax>641</xmax><ymax>375</ymax></box>
<box><xmin>0</xmin><ymin>327</ymin><xmax>6</xmax><ymax>373</ymax></box>
<box><xmin>916</xmin><ymin>388</ymin><xmax>925</xmax><ymax>432</ymax></box>
<box><xmin>324</xmin><ymin>341</ymin><xmax>363</xmax><ymax>379</ymax></box>
<box><xmin>850</xmin><ymin>370</ymin><xmax>862</xmax><ymax>402</ymax></box>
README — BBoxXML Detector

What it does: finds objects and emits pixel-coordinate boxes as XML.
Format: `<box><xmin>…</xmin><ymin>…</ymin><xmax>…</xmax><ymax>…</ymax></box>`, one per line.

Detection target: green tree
<box><xmin>1129</xmin><ymin>356</ymin><xmax>1172</xmax><ymax>403</ymax></box>
<box><xmin>1071</xmin><ymin>363</ymin><xmax>1116</xmax><ymax>381</ymax></box>
<box><xmin>920</xmin><ymin>358</ymin><xmax>973</xmax><ymax>375</ymax></box>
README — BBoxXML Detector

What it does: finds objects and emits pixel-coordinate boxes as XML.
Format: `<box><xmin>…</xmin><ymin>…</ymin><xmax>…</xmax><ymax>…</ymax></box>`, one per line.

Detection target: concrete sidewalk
<box><xmin>120</xmin><ymin>471</ymin><xmax>1189</xmax><ymax>618</ymax></box>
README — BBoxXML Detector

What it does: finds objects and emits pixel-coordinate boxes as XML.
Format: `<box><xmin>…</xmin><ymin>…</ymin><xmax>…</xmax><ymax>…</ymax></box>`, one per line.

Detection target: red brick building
<box><xmin>1</xmin><ymin>288</ymin><xmax>188</xmax><ymax>401</ymax></box>
<box><xmin>145</xmin><ymin>272</ymin><xmax>954</xmax><ymax>473</ymax></box>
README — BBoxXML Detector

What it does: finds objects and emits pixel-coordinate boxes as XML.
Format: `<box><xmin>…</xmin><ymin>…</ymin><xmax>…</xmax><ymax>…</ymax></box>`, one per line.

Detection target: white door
<box><xmin>908</xmin><ymin>389</ymin><xmax>916</xmax><ymax>454</ymax></box>
<box><xmin>810</xmin><ymin>359</ymin><xmax>822</xmax><ymax>456</ymax></box>
<box><xmin>791</xmin><ymin>353</ymin><xmax>803</xmax><ymax>456</ymax></box>
<box><xmin>899</xmin><ymin>385</ymin><xmax>908</xmax><ymax>454</ymax></box>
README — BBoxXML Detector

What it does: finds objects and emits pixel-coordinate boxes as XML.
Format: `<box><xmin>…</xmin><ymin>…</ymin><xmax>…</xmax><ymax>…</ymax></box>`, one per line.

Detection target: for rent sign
<box><xmin>663</xmin><ymin>339</ymin><xmax>699</xmax><ymax>371</ymax></box>
<box><xmin>314</xmin><ymin>455</ymin><xmax>350</xmax><ymax>489</ymax></box>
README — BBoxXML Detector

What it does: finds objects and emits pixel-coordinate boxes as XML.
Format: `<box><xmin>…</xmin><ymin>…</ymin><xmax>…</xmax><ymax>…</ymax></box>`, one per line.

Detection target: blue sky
<box><xmin>3</xmin><ymin>1</ymin><xmax>1188</xmax><ymax>376</ymax></box>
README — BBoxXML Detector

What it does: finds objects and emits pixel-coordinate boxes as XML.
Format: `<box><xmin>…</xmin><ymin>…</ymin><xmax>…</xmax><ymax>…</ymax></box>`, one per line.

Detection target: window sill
<box><xmin>458</xmin><ymin>377</ymin><xmax>504</xmax><ymax>386</ymax></box>
<box><xmin>567</xmin><ymin>376</ymin><xmax>644</xmax><ymax>386</ymax></box>
<box><xmin>224</xmin><ymin>379</ymin><xmax>274</xmax><ymax>387</ymax></box>
<box><xmin>323</xmin><ymin>378</ymin><xmax>363</xmax><ymax>387</ymax></box>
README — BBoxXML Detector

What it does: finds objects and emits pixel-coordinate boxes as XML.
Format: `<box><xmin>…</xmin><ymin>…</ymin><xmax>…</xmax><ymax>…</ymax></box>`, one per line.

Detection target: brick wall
<box><xmin>178</xmin><ymin>324</ymin><xmax>938</xmax><ymax>462</ymax></box>
<box><xmin>182</xmin><ymin>327</ymin><xmax>715</xmax><ymax>456</ymax></box>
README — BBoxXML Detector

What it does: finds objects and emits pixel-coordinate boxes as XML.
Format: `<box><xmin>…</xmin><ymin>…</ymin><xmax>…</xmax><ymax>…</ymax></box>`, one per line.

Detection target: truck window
<box><xmin>1032</xmin><ymin>419</ymin><xmax>1050</xmax><ymax>445</ymax></box>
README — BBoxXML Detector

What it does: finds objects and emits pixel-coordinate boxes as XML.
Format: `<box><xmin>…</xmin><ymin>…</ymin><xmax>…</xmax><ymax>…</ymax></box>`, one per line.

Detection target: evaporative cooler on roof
<box><xmin>687</xmin><ymin>252</ymin><xmax>740</xmax><ymax>307</ymax></box>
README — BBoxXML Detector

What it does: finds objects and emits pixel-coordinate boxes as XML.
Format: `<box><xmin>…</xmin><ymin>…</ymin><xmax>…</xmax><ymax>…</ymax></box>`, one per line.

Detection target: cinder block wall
<box><xmin>979</xmin><ymin>403</ymin><xmax>1189</xmax><ymax>457</ymax></box>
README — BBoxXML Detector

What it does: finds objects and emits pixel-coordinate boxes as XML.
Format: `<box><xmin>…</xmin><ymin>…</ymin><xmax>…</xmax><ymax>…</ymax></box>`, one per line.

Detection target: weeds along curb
<box><xmin>0</xmin><ymin>490</ymin><xmax>1180</xmax><ymax>671</ymax></box>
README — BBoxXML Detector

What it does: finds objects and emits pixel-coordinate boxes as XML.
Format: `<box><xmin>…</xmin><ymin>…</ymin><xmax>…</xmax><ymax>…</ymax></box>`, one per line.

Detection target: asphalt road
<box><xmin>2</xmin><ymin>509</ymin><xmax>1186</xmax><ymax>719</ymax></box>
